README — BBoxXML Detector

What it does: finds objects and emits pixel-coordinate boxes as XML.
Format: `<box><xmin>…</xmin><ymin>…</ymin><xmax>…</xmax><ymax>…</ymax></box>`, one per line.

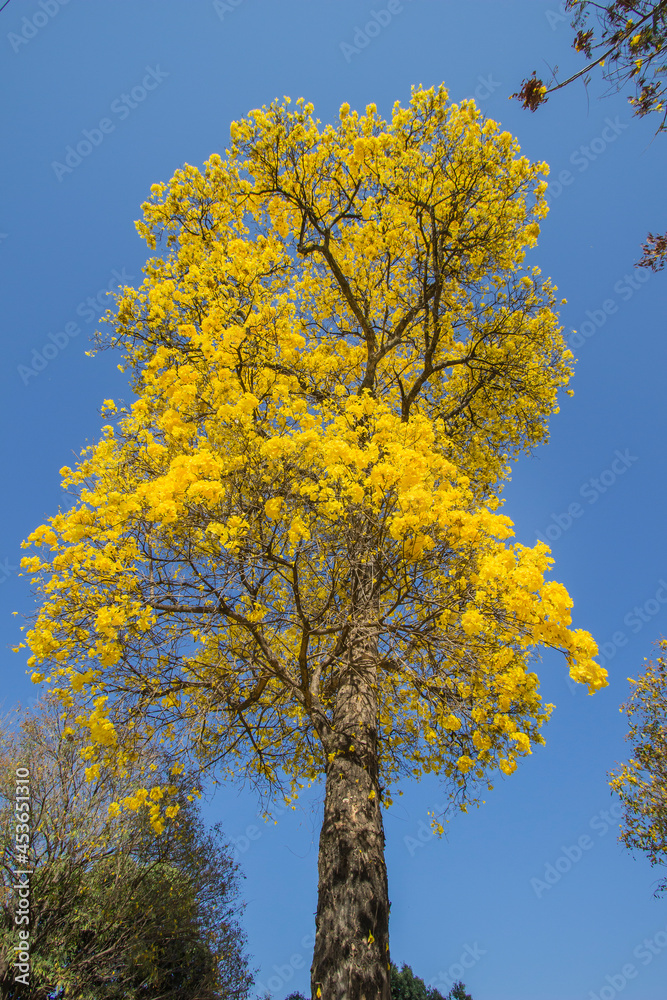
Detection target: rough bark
<box><xmin>310</xmin><ymin>558</ymin><xmax>391</xmax><ymax>1000</ymax></box>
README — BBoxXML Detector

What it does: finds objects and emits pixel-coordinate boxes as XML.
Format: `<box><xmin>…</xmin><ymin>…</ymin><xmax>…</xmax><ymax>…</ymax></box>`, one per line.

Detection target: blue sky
<box><xmin>1</xmin><ymin>1</ymin><xmax>665</xmax><ymax>997</ymax></box>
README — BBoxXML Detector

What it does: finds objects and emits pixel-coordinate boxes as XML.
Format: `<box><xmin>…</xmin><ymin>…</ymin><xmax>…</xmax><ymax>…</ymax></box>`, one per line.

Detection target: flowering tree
<box><xmin>515</xmin><ymin>0</ymin><xmax>667</xmax><ymax>123</ymax></box>
<box><xmin>514</xmin><ymin>0</ymin><xmax>667</xmax><ymax>270</ymax></box>
<box><xmin>19</xmin><ymin>86</ymin><xmax>605</xmax><ymax>1000</ymax></box>
<box><xmin>611</xmin><ymin>639</ymin><xmax>667</xmax><ymax>892</ymax></box>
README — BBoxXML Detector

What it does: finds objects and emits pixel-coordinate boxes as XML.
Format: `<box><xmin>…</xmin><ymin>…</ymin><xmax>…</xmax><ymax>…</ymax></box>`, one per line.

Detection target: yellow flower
<box><xmin>456</xmin><ymin>755</ymin><xmax>475</xmax><ymax>774</ymax></box>
<box><xmin>264</xmin><ymin>497</ymin><xmax>284</xmax><ymax>519</ymax></box>
<box><xmin>18</xmin><ymin>86</ymin><xmax>602</xmax><ymax>874</ymax></box>
<box><xmin>498</xmin><ymin>758</ymin><xmax>517</xmax><ymax>775</ymax></box>
<box><xmin>510</xmin><ymin>732</ymin><xmax>532</xmax><ymax>755</ymax></box>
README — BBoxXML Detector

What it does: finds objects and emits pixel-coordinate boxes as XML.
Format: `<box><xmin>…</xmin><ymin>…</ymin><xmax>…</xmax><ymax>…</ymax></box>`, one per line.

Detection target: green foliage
<box><xmin>390</xmin><ymin>963</ymin><xmax>473</xmax><ymax>1000</ymax></box>
<box><xmin>279</xmin><ymin>965</ymin><xmax>474</xmax><ymax>1000</ymax></box>
<box><xmin>0</xmin><ymin>701</ymin><xmax>253</xmax><ymax>999</ymax></box>
<box><xmin>448</xmin><ymin>983</ymin><xmax>474</xmax><ymax>1000</ymax></box>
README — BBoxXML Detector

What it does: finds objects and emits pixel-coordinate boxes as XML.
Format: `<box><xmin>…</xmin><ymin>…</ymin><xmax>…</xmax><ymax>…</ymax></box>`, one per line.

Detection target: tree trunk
<box><xmin>311</xmin><ymin>559</ymin><xmax>390</xmax><ymax>1000</ymax></box>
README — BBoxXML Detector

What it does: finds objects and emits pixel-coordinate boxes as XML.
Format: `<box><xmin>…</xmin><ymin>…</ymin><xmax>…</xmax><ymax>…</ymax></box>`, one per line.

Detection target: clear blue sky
<box><xmin>1</xmin><ymin>2</ymin><xmax>665</xmax><ymax>998</ymax></box>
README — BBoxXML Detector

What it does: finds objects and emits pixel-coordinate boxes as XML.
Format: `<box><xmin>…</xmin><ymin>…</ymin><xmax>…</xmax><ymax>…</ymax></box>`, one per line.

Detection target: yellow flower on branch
<box><xmin>19</xmin><ymin>85</ymin><xmax>604</xmax><ymax>996</ymax></box>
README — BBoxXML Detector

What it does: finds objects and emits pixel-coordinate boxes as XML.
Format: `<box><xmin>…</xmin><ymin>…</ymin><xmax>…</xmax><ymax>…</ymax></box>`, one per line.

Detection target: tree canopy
<box><xmin>390</xmin><ymin>962</ymin><xmax>471</xmax><ymax>999</ymax></box>
<box><xmin>18</xmin><ymin>84</ymin><xmax>605</xmax><ymax>998</ymax></box>
<box><xmin>21</xmin><ymin>85</ymin><xmax>604</xmax><ymax>811</ymax></box>
<box><xmin>611</xmin><ymin>639</ymin><xmax>667</xmax><ymax>893</ymax></box>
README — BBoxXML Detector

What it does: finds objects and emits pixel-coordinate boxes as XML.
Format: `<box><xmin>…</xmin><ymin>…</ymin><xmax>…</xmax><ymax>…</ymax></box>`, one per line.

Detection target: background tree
<box><xmin>610</xmin><ymin>638</ymin><xmax>667</xmax><ymax>893</ymax></box>
<box><xmin>283</xmin><ymin>966</ymin><xmax>472</xmax><ymax>1000</ymax></box>
<box><xmin>0</xmin><ymin>700</ymin><xmax>252</xmax><ymax>999</ymax></box>
<box><xmin>19</xmin><ymin>86</ymin><xmax>605</xmax><ymax>999</ymax></box>
<box><xmin>390</xmin><ymin>963</ymin><xmax>445</xmax><ymax>1000</ymax></box>
<box><xmin>514</xmin><ymin>0</ymin><xmax>667</xmax><ymax>269</ymax></box>
<box><xmin>389</xmin><ymin>962</ymin><xmax>471</xmax><ymax>1000</ymax></box>
<box><xmin>446</xmin><ymin>986</ymin><xmax>473</xmax><ymax>1000</ymax></box>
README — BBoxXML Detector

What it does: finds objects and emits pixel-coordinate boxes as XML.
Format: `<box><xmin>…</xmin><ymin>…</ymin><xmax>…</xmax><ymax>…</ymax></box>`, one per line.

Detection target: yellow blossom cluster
<box><xmin>19</xmin><ymin>85</ymin><xmax>605</xmax><ymax>812</ymax></box>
